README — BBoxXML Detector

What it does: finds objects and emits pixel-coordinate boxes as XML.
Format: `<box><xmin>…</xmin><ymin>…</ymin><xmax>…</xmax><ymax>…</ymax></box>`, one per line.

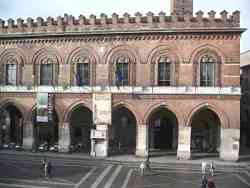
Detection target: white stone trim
<box><xmin>0</xmin><ymin>86</ymin><xmax>241</xmax><ymax>95</ymax></box>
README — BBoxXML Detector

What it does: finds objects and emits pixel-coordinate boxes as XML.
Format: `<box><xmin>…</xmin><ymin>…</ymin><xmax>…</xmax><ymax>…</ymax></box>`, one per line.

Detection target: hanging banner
<box><xmin>36</xmin><ymin>92</ymin><xmax>48</xmax><ymax>122</ymax></box>
<box><xmin>93</xmin><ymin>93</ymin><xmax>111</xmax><ymax>125</ymax></box>
<box><xmin>48</xmin><ymin>93</ymin><xmax>54</xmax><ymax>121</ymax></box>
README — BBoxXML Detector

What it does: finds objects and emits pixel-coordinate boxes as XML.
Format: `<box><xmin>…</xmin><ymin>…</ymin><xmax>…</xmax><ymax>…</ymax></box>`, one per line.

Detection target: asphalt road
<box><xmin>0</xmin><ymin>153</ymin><xmax>250</xmax><ymax>188</ymax></box>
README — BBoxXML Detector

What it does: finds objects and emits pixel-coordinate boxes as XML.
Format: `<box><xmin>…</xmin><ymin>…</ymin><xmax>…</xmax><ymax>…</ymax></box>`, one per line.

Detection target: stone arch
<box><xmin>104</xmin><ymin>45</ymin><xmax>140</xmax><ymax>86</ymax></box>
<box><xmin>112</xmin><ymin>101</ymin><xmax>141</xmax><ymax>125</ymax></box>
<box><xmin>189</xmin><ymin>44</ymin><xmax>226</xmax><ymax>87</ymax></box>
<box><xmin>143</xmin><ymin>102</ymin><xmax>184</xmax><ymax>126</ymax></box>
<box><xmin>0</xmin><ymin>48</ymin><xmax>26</xmax><ymax>85</ymax></box>
<box><xmin>146</xmin><ymin>45</ymin><xmax>182</xmax><ymax>86</ymax></box>
<box><xmin>63</xmin><ymin>100</ymin><xmax>92</xmax><ymax>123</ymax></box>
<box><xmin>66</xmin><ymin>47</ymin><xmax>99</xmax><ymax>86</ymax></box>
<box><xmin>0</xmin><ymin>98</ymin><xmax>26</xmax><ymax>119</ymax></box>
<box><xmin>186</xmin><ymin>102</ymin><xmax>229</xmax><ymax>129</ymax></box>
<box><xmin>32</xmin><ymin>48</ymin><xmax>62</xmax><ymax>86</ymax></box>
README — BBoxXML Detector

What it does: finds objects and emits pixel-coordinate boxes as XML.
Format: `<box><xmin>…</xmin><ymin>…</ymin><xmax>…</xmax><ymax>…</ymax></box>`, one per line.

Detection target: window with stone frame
<box><xmin>40</xmin><ymin>63</ymin><xmax>53</xmax><ymax>86</ymax></box>
<box><xmin>157</xmin><ymin>56</ymin><xmax>171</xmax><ymax>86</ymax></box>
<box><xmin>115</xmin><ymin>56</ymin><xmax>129</xmax><ymax>86</ymax></box>
<box><xmin>200</xmin><ymin>55</ymin><xmax>215</xmax><ymax>87</ymax></box>
<box><xmin>75</xmin><ymin>57</ymin><xmax>90</xmax><ymax>86</ymax></box>
<box><xmin>5</xmin><ymin>62</ymin><xmax>17</xmax><ymax>85</ymax></box>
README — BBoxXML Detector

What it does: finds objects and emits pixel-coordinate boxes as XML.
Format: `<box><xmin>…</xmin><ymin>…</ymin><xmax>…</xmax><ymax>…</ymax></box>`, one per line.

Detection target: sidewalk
<box><xmin>0</xmin><ymin>149</ymin><xmax>250</xmax><ymax>167</ymax></box>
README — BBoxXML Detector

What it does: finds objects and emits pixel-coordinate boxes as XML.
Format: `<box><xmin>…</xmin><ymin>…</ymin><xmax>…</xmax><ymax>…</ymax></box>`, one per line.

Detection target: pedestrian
<box><xmin>209</xmin><ymin>161</ymin><xmax>215</xmax><ymax>176</ymax></box>
<box><xmin>47</xmin><ymin>161</ymin><xmax>52</xmax><ymax>178</ymax></box>
<box><xmin>139</xmin><ymin>161</ymin><xmax>145</xmax><ymax>176</ymax></box>
<box><xmin>201</xmin><ymin>160</ymin><xmax>207</xmax><ymax>175</ymax></box>
<box><xmin>44</xmin><ymin>161</ymin><xmax>48</xmax><ymax>178</ymax></box>
<box><xmin>207</xmin><ymin>178</ymin><xmax>216</xmax><ymax>188</ymax></box>
<box><xmin>145</xmin><ymin>156</ymin><xmax>151</xmax><ymax>172</ymax></box>
<box><xmin>41</xmin><ymin>158</ymin><xmax>46</xmax><ymax>170</ymax></box>
<box><xmin>201</xmin><ymin>175</ymin><xmax>208</xmax><ymax>188</ymax></box>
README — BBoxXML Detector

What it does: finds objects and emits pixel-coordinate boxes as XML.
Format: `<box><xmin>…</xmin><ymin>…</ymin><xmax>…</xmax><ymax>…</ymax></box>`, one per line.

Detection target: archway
<box><xmin>69</xmin><ymin>105</ymin><xmax>92</xmax><ymax>153</ymax></box>
<box><xmin>148</xmin><ymin>107</ymin><xmax>178</xmax><ymax>155</ymax></box>
<box><xmin>110</xmin><ymin>106</ymin><xmax>137</xmax><ymax>155</ymax></box>
<box><xmin>32</xmin><ymin>109</ymin><xmax>59</xmax><ymax>150</ymax></box>
<box><xmin>190</xmin><ymin>108</ymin><xmax>220</xmax><ymax>157</ymax></box>
<box><xmin>0</xmin><ymin>105</ymin><xmax>23</xmax><ymax>146</ymax></box>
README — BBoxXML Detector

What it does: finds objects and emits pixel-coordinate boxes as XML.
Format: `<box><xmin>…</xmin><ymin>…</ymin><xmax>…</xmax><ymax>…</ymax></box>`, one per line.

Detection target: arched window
<box><xmin>115</xmin><ymin>56</ymin><xmax>129</xmax><ymax>86</ymax></box>
<box><xmin>5</xmin><ymin>59</ymin><xmax>18</xmax><ymax>86</ymax></box>
<box><xmin>74</xmin><ymin>57</ymin><xmax>90</xmax><ymax>86</ymax></box>
<box><xmin>200</xmin><ymin>55</ymin><xmax>215</xmax><ymax>87</ymax></box>
<box><xmin>39</xmin><ymin>56</ymin><xmax>58</xmax><ymax>86</ymax></box>
<box><xmin>158</xmin><ymin>56</ymin><xmax>171</xmax><ymax>86</ymax></box>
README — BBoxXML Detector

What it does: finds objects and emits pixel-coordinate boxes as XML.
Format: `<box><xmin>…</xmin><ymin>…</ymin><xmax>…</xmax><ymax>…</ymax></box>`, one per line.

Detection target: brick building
<box><xmin>0</xmin><ymin>0</ymin><xmax>245</xmax><ymax>161</ymax></box>
<box><xmin>240</xmin><ymin>50</ymin><xmax>250</xmax><ymax>148</ymax></box>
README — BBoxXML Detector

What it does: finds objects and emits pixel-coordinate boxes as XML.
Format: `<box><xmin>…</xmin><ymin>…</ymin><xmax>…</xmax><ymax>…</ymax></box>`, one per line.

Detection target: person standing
<box><xmin>44</xmin><ymin>161</ymin><xmax>48</xmax><ymax>178</ymax></box>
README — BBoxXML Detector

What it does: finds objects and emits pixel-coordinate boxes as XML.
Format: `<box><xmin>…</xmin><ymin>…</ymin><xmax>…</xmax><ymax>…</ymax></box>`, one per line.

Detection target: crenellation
<box><xmin>68</xmin><ymin>15</ymin><xmax>75</xmax><ymax>26</ymax></box>
<box><xmin>8</xmin><ymin>18</ymin><xmax>15</xmax><ymax>29</ymax></box>
<box><xmin>79</xmin><ymin>15</ymin><xmax>86</xmax><ymax>25</ymax></box>
<box><xmin>17</xmin><ymin>18</ymin><xmax>24</xmax><ymax>28</ymax></box>
<box><xmin>0</xmin><ymin>11</ymin><xmax>242</xmax><ymax>35</ymax></box>
<box><xmin>208</xmin><ymin>10</ymin><xmax>216</xmax><ymax>23</ymax></box>
<box><xmin>159</xmin><ymin>11</ymin><xmax>166</xmax><ymax>23</ymax></box>
<box><xmin>89</xmin><ymin>14</ymin><xmax>96</xmax><ymax>25</ymax></box>
<box><xmin>220</xmin><ymin>10</ymin><xmax>228</xmax><ymax>23</ymax></box>
<box><xmin>135</xmin><ymin>12</ymin><xmax>142</xmax><ymax>24</ymax></box>
<box><xmin>100</xmin><ymin>13</ymin><xmax>108</xmax><ymax>25</ymax></box>
<box><xmin>196</xmin><ymin>10</ymin><xmax>204</xmax><ymax>23</ymax></box>
<box><xmin>123</xmin><ymin>13</ymin><xmax>130</xmax><ymax>24</ymax></box>
<box><xmin>146</xmin><ymin>12</ymin><xmax>154</xmax><ymax>23</ymax></box>
<box><xmin>36</xmin><ymin>17</ymin><xmax>44</xmax><ymax>27</ymax></box>
<box><xmin>232</xmin><ymin>10</ymin><xmax>240</xmax><ymax>24</ymax></box>
<box><xmin>112</xmin><ymin>13</ymin><xmax>119</xmax><ymax>24</ymax></box>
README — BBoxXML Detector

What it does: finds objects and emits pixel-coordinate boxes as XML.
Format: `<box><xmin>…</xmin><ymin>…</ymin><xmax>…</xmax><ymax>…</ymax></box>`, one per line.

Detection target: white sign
<box><xmin>93</xmin><ymin>93</ymin><xmax>111</xmax><ymax>125</ymax></box>
<box><xmin>91</xmin><ymin>129</ymin><xmax>107</xmax><ymax>139</ymax></box>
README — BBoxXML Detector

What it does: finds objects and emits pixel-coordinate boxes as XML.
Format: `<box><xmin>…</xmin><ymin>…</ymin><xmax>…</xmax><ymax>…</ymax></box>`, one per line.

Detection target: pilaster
<box><xmin>136</xmin><ymin>124</ymin><xmax>148</xmax><ymax>157</ymax></box>
<box><xmin>58</xmin><ymin>122</ymin><xmax>70</xmax><ymax>152</ymax></box>
<box><xmin>177</xmin><ymin>126</ymin><xmax>191</xmax><ymax>160</ymax></box>
<box><xmin>220</xmin><ymin>128</ymin><xmax>240</xmax><ymax>161</ymax></box>
<box><xmin>22</xmin><ymin>121</ymin><xmax>34</xmax><ymax>150</ymax></box>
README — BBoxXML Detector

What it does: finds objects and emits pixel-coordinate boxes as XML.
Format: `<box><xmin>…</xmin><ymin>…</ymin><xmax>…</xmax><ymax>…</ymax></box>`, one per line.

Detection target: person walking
<box><xmin>201</xmin><ymin>175</ymin><xmax>208</xmax><ymax>188</ymax></box>
<box><xmin>44</xmin><ymin>161</ymin><xmax>48</xmax><ymax>178</ymax></box>
<box><xmin>139</xmin><ymin>161</ymin><xmax>145</xmax><ymax>176</ymax></box>
<box><xmin>209</xmin><ymin>161</ymin><xmax>215</xmax><ymax>176</ymax></box>
<box><xmin>47</xmin><ymin>161</ymin><xmax>52</xmax><ymax>178</ymax></box>
<box><xmin>201</xmin><ymin>160</ymin><xmax>207</xmax><ymax>175</ymax></box>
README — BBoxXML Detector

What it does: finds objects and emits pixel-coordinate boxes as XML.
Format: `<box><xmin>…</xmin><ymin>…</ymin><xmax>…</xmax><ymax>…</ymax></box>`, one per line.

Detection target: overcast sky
<box><xmin>0</xmin><ymin>0</ymin><xmax>249</xmax><ymax>52</ymax></box>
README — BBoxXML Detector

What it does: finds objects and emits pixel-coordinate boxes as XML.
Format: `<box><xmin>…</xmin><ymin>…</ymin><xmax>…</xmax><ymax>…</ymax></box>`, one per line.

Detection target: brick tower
<box><xmin>170</xmin><ymin>0</ymin><xmax>193</xmax><ymax>15</ymax></box>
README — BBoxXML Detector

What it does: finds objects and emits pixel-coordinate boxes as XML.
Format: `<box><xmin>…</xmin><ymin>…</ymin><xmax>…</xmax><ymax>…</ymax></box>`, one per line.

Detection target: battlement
<box><xmin>0</xmin><ymin>10</ymin><xmax>240</xmax><ymax>34</ymax></box>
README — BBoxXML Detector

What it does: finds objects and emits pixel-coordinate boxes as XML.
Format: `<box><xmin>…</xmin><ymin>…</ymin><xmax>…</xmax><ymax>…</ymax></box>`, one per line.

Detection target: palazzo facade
<box><xmin>0</xmin><ymin>0</ymin><xmax>244</xmax><ymax>161</ymax></box>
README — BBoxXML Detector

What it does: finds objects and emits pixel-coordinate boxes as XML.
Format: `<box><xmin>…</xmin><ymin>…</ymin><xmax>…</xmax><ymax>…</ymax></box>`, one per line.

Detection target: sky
<box><xmin>0</xmin><ymin>0</ymin><xmax>249</xmax><ymax>52</ymax></box>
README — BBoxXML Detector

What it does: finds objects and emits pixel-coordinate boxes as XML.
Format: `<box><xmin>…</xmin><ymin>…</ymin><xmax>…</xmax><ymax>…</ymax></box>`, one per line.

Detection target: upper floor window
<box><xmin>40</xmin><ymin>63</ymin><xmax>53</xmax><ymax>86</ymax></box>
<box><xmin>115</xmin><ymin>56</ymin><xmax>129</xmax><ymax>86</ymax></box>
<box><xmin>75</xmin><ymin>57</ymin><xmax>90</xmax><ymax>86</ymax></box>
<box><xmin>200</xmin><ymin>55</ymin><xmax>215</xmax><ymax>87</ymax></box>
<box><xmin>158</xmin><ymin>56</ymin><xmax>171</xmax><ymax>86</ymax></box>
<box><xmin>5</xmin><ymin>63</ymin><xmax>17</xmax><ymax>85</ymax></box>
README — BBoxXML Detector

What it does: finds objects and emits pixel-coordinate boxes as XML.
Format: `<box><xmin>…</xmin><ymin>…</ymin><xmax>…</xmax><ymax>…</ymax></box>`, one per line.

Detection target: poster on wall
<box><xmin>36</xmin><ymin>92</ymin><xmax>48</xmax><ymax>122</ymax></box>
<box><xmin>92</xmin><ymin>93</ymin><xmax>111</xmax><ymax>125</ymax></box>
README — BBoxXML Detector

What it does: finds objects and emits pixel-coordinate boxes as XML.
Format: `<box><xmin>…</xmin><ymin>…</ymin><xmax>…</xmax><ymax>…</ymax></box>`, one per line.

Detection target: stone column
<box><xmin>0</xmin><ymin>125</ymin><xmax>2</xmax><ymax>145</ymax></box>
<box><xmin>58</xmin><ymin>122</ymin><xmax>70</xmax><ymax>152</ymax></box>
<box><xmin>136</xmin><ymin>124</ymin><xmax>148</xmax><ymax>157</ymax></box>
<box><xmin>22</xmin><ymin>121</ymin><xmax>34</xmax><ymax>150</ymax></box>
<box><xmin>177</xmin><ymin>126</ymin><xmax>191</xmax><ymax>160</ymax></box>
<box><xmin>220</xmin><ymin>128</ymin><xmax>240</xmax><ymax>161</ymax></box>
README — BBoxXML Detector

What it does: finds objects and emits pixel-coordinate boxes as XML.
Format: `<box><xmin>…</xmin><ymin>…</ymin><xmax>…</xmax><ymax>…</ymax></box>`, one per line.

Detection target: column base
<box><xmin>136</xmin><ymin>149</ymin><xmax>148</xmax><ymax>157</ymax></box>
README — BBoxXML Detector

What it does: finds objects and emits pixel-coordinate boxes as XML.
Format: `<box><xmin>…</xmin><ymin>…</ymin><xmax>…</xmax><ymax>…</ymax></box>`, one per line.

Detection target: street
<box><xmin>0</xmin><ymin>153</ymin><xmax>250</xmax><ymax>188</ymax></box>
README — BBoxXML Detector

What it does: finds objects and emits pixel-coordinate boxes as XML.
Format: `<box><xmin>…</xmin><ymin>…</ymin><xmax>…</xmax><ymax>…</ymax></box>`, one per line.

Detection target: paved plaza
<box><xmin>0</xmin><ymin>152</ymin><xmax>250</xmax><ymax>188</ymax></box>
